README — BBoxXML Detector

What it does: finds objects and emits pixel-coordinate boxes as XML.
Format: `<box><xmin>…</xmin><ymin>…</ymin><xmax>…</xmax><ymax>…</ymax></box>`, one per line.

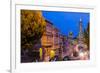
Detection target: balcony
<box><xmin>41</xmin><ymin>42</ymin><xmax>53</xmax><ymax>47</ymax></box>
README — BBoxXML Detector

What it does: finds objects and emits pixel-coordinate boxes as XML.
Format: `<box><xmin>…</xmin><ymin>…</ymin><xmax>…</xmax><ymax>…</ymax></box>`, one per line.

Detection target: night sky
<box><xmin>42</xmin><ymin>11</ymin><xmax>90</xmax><ymax>37</ymax></box>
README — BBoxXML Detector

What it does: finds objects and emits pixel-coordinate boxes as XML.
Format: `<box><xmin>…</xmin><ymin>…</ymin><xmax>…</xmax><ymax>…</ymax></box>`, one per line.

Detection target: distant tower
<box><xmin>78</xmin><ymin>18</ymin><xmax>84</xmax><ymax>44</ymax></box>
<box><xmin>68</xmin><ymin>31</ymin><xmax>73</xmax><ymax>44</ymax></box>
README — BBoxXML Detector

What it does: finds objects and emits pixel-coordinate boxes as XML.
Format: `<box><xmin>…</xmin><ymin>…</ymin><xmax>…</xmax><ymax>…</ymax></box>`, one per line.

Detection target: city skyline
<box><xmin>42</xmin><ymin>11</ymin><xmax>90</xmax><ymax>37</ymax></box>
<box><xmin>21</xmin><ymin>10</ymin><xmax>90</xmax><ymax>62</ymax></box>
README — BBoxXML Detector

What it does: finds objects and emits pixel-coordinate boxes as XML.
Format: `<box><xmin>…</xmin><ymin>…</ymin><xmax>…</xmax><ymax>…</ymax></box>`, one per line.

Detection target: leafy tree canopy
<box><xmin>21</xmin><ymin>10</ymin><xmax>46</xmax><ymax>49</ymax></box>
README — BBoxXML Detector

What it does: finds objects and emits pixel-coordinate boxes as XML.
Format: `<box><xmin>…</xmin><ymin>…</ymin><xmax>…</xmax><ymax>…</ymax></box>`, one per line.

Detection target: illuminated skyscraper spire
<box><xmin>78</xmin><ymin>18</ymin><xmax>84</xmax><ymax>44</ymax></box>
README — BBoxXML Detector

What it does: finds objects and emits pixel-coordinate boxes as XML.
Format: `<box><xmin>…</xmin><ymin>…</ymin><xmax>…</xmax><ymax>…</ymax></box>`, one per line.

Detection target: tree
<box><xmin>21</xmin><ymin>10</ymin><xmax>46</xmax><ymax>50</ymax></box>
<box><xmin>83</xmin><ymin>22</ymin><xmax>89</xmax><ymax>50</ymax></box>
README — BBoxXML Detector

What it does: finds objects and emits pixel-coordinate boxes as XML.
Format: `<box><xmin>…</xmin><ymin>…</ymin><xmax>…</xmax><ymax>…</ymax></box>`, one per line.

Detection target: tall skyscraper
<box><xmin>78</xmin><ymin>18</ymin><xmax>84</xmax><ymax>44</ymax></box>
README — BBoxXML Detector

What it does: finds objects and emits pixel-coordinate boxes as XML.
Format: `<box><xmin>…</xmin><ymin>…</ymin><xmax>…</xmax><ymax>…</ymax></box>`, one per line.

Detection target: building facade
<box><xmin>41</xmin><ymin>19</ymin><xmax>66</xmax><ymax>61</ymax></box>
